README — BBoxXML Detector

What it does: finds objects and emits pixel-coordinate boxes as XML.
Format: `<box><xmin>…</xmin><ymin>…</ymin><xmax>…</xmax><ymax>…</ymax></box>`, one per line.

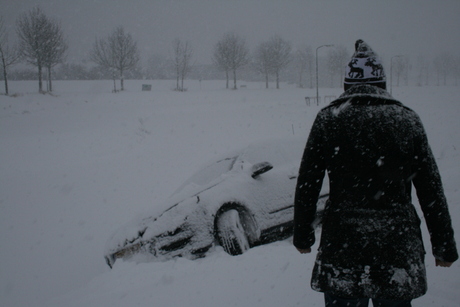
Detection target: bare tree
<box><xmin>393</xmin><ymin>56</ymin><xmax>410</xmax><ymax>87</ymax></box>
<box><xmin>17</xmin><ymin>7</ymin><xmax>50</xmax><ymax>92</ymax></box>
<box><xmin>90</xmin><ymin>36</ymin><xmax>117</xmax><ymax>91</ymax></box>
<box><xmin>90</xmin><ymin>26</ymin><xmax>139</xmax><ymax>91</ymax></box>
<box><xmin>294</xmin><ymin>44</ymin><xmax>314</xmax><ymax>88</ymax></box>
<box><xmin>0</xmin><ymin>16</ymin><xmax>21</xmax><ymax>95</ymax></box>
<box><xmin>16</xmin><ymin>7</ymin><xmax>67</xmax><ymax>93</ymax></box>
<box><xmin>433</xmin><ymin>52</ymin><xmax>452</xmax><ymax>86</ymax></box>
<box><xmin>254</xmin><ymin>36</ymin><xmax>292</xmax><ymax>89</ymax></box>
<box><xmin>111</xmin><ymin>27</ymin><xmax>139</xmax><ymax>91</ymax></box>
<box><xmin>326</xmin><ymin>45</ymin><xmax>349</xmax><ymax>87</ymax></box>
<box><xmin>213</xmin><ymin>32</ymin><xmax>249</xmax><ymax>89</ymax></box>
<box><xmin>213</xmin><ymin>38</ymin><xmax>230</xmax><ymax>89</ymax></box>
<box><xmin>172</xmin><ymin>39</ymin><xmax>181</xmax><ymax>90</ymax></box>
<box><xmin>42</xmin><ymin>18</ymin><xmax>67</xmax><ymax>92</ymax></box>
<box><xmin>416</xmin><ymin>55</ymin><xmax>430</xmax><ymax>86</ymax></box>
<box><xmin>172</xmin><ymin>39</ymin><xmax>193</xmax><ymax>91</ymax></box>
<box><xmin>180</xmin><ymin>41</ymin><xmax>193</xmax><ymax>91</ymax></box>
<box><xmin>266</xmin><ymin>35</ymin><xmax>292</xmax><ymax>89</ymax></box>
<box><xmin>253</xmin><ymin>41</ymin><xmax>272</xmax><ymax>89</ymax></box>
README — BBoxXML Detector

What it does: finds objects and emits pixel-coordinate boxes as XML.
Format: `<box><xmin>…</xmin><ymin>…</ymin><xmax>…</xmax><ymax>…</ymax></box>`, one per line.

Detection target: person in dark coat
<box><xmin>293</xmin><ymin>40</ymin><xmax>458</xmax><ymax>307</ymax></box>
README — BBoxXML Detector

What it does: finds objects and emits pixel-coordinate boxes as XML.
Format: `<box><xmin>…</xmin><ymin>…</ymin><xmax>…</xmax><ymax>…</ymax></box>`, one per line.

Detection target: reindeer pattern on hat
<box><xmin>348</xmin><ymin>59</ymin><xmax>364</xmax><ymax>78</ymax></box>
<box><xmin>365</xmin><ymin>58</ymin><xmax>384</xmax><ymax>77</ymax></box>
<box><xmin>344</xmin><ymin>40</ymin><xmax>386</xmax><ymax>87</ymax></box>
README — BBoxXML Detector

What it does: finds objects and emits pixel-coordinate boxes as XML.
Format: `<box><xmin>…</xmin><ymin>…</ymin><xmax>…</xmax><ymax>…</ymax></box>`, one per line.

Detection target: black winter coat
<box><xmin>293</xmin><ymin>85</ymin><xmax>458</xmax><ymax>300</ymax></box>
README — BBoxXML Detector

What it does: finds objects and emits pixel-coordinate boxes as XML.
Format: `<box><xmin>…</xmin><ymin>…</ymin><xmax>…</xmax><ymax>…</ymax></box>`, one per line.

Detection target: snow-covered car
<box><xmin>104</xmin><ymin>138</ymin><xmax>328</xmax><ymax>267</ymax></box>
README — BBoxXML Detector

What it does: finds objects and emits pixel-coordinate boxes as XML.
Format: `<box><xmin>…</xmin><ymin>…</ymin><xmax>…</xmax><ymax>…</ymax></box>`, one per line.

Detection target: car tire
<box><xmin>216</xmin><ymin>209</ymin><xmax>250</xmax><ymax>256</ymax></box>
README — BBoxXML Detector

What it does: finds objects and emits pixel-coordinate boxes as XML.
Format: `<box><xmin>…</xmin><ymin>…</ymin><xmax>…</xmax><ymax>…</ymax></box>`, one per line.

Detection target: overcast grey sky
<box><xmin>1</xmin><ymin>0</ymin><xmax>459</xmax><ymax>65</ymax></box>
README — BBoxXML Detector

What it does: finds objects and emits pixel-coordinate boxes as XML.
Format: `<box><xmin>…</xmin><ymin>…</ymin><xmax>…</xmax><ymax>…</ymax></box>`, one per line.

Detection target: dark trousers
<box><xmin>325</xmin><ymin>293</ymin><xmax>412</xmax><ymax>307</ymax></box>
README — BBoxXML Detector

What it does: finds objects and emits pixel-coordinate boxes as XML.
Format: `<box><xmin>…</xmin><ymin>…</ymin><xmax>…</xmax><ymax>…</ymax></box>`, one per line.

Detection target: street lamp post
<box><xmin>316</xmin><ymin>44</ymin><xmax>334</xmax><ymax>105</ymax></box>
<box><xmin>390</xmin><ymin>55</ymin><xmax>403</xmax><ymax>95</ymax></box>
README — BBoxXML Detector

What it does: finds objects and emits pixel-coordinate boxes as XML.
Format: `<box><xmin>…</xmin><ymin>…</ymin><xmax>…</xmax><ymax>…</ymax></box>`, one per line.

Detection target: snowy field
<box><xmin>0</xmin><ymin>80</ymin><xmax>459</xmax><ymax>307</ymax></box>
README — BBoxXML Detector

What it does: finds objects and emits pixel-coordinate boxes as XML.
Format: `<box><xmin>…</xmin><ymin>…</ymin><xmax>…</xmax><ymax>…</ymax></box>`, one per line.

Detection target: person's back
<box><xmin>321</xmin><ymin>84</ymin><xmax>421</xmax><ymax>208</ymax></box>
<box><xmin>293</xmin><ymin>40</ymin><xmax>458</xmax><ymax>306</ymax></box>
<box><xmin>306</xmin><ymin>84</ymin><xmax>430</xmax><ymax>300</ymax></box>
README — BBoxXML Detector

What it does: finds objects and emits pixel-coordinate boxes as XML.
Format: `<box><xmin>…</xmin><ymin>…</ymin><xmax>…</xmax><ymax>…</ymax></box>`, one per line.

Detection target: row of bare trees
<box><xmin>90</xmin><ymin>33</ymin><xmax>193</xmax><ymax>92</ymax></box>
<box><xmin>212</xmin><ymin>33</ymin><xmax>346</xmax><ymax>90</ymax></box>
<box><xmin>89</xmin><ymin>28</ymin><xmax>197</xmax><ymax>92</ymax></box>
<box><xmin>86</xmin><ymin>31</ymin><xmax>460</xmax><ymax>91</ymax></box>
<box><xmin>0</xmin><ymin>6</ymin><xmax>142</xmax><ymax>95</ymax></box>
<box><xmin>213</xmin><ymin>33</ymin><xmax>292</xmax><ymax>89</ymax></box>
<box><xmin>2</xmin><ymin>6</ymin><xmax>459</xmax><ymax>94</ymax></box>
<box><xmin>0</xmin><ymin>6</ymin><xmax>310</xmax><ymax>93</ymax></box>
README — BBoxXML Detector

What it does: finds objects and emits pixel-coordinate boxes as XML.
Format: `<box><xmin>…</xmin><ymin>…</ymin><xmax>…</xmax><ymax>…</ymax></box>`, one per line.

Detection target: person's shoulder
<box><xmin>326</xmin><ymin>85</ymin><xmax>411</xmax><ymax>110</ymax></box>
<box><xmin>398</xmin><ymin>104</ymin><xmax>424</xmax><ymax>125</ymax></box>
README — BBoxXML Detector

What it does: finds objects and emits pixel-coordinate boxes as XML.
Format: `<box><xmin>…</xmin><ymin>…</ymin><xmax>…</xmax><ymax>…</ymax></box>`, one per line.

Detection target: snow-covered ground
<box><xmin>0</xmin><ymin>80</ymin><xmax>458</xmax><ymax>307</ymax></box>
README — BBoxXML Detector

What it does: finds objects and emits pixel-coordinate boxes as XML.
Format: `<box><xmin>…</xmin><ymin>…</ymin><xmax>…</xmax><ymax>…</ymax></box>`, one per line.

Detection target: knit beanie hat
<box><xmin>344</xmin><ymin>39</ymin><xmax>386</xmax><ymax>90</ymax></box>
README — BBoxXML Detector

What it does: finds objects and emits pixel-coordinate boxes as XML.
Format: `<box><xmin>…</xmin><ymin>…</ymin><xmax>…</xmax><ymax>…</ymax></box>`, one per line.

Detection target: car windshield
<box><xmin>173</xmin><ymin>157</ymin><xmax>237</xmax><ymax>194</ymax></box>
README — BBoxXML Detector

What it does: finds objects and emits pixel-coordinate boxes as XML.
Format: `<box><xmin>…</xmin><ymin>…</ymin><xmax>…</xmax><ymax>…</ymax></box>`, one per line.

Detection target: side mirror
<box><xmin>251</xmin><ymin>162</ymin><xmax>273</xmax><ymax>179</ymax></box>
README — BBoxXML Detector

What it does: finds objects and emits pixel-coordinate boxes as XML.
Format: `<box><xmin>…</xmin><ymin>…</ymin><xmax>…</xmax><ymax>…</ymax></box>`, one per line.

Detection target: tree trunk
<box><xmin>120</xmin><ymin>69</ymin><xmax>124</xmax><ymax>91</ymax></box>
<box><xmin>112</xmin><ymin>71</ymin><xmax>117</xmax><ymax>92</ymax></box>
<box><xmin>225</xmin><ymin>70</ymin><xmax>229</xmax><ymax>89</ymax></box>
<box><xmin>276</xmin><ymin>71</ymin><xmax>279</xmax><ymax>89</ymax></box>
<box><xmin>233</xmin><ymin>69</ymin><xmax>237</xmax><ymax>90</ymax></box>
<box><xmin>176</xmin><ymin>71</ymin><xmax>180</xmax><ymax>90</ymax></box>
<box><xmin>298</xmin><ymin>71</ymin><xmax>303</xmax><ymax>88</ymax></box>
<box><xmin>265</xmin><ymin>72</ymin><xmax>269</xmax><ymax>89</ymax></box>
<box><xmin>38</xmin><ymin>64</ymin><xmax>43</xmax><ymax>93</ymax></box>
<box><xmin>48</xmin><ymin>66</ymin><xmax>53</xmax><ymax>92</ymax></box>
<box><xmin>2</xmin><ymin>57</ymin><xmax>8</xmax><ymax>95</ymax></box>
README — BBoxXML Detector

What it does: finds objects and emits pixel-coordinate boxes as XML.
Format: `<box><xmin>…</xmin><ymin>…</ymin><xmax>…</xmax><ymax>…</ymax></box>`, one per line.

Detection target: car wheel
<box><xmin>216</xmin><ymin>209</ymin><xmax>250</xmax><ymax>256</ymax></box>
